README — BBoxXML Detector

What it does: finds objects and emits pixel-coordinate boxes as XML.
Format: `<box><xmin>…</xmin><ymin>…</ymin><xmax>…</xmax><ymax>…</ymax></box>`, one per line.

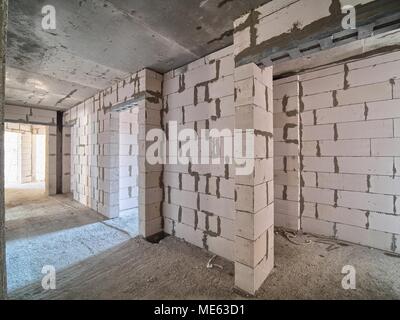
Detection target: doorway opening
<box><xmin>4</xmin><ymin>123</ymin><xmax>47</xmax><ymax>207</ymax></box>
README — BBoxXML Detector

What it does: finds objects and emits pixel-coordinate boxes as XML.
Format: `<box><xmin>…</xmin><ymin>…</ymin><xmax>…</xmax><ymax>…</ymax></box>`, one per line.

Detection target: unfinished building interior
<box><xmin>1</xmin><ymin>0</ymin><xmax>400</xmax><ymax>299</ymax></box>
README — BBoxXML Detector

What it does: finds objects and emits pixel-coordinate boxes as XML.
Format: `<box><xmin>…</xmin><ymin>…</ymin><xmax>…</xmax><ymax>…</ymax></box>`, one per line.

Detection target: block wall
<box><xmin>5</xmin><ymin>105</ymin><xmax>57</xmax><ymax>126</ymax></box>
<box><xmin>45</xmin><ymin>125</ymin><xmax>57</xmax><ymax>195</ymax></box>
<box><xmin>119</xmin><ymin>108</ymin><xmax>139</xmax><ymax>214</ymax></box>
<box><xmin>299</xmin><ymin>51</ymin><xmax>400</xmax><ymax>254</ymax></box>
<box><xmin>62</xmin><ymin>126</ymin><xmax>71</xmax><ymax>193</ymax></box>
<box><xmin>162</xmin><ymin>46</ymin><xmax>236</xmax><ymax>260</ymax></box>
<box><xmin>65</xmin><ymin>94</ymin><xmax>121</xmax><ymax>218</ymax></box>
<box><xmin>64</xmin><ymin>69</ymin><xmax>163</xmax><ymax>221</ymax></box>
<box><xmin>273</xmin><ymin>76</ymin><xmax>301</xmax><ymax>230</ymax></box>
<box><xmin>274</xmin><ymin>50</ymin><xmax>400</xmax><ymax>254</ymax></box>
<box><xmin>31</xmin><ymin>125</ymin><xmax>47</xmax><ymax>183</ymax></box>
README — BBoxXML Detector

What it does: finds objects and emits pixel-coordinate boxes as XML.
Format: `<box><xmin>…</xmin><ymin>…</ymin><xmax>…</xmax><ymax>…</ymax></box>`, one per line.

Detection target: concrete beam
<box><xmin>234</xmin><ymin>0</ymin><xmax>400</xmax><ymax>67</ymax></box>
<box><xmin>273</xmin><ymin>28</ymin><xmax>400</xmax><ymax>78</ymax></box>
<box><xmin>0</xmin><ymin>0</ymin><xmax>7</xmax><ymax>301</ymax></box>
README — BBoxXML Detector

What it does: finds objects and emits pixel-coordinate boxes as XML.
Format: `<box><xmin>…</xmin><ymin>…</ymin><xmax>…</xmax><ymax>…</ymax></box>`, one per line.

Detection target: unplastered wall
<box><xmin>273</xmin><ymin>76</ymin><xmax>301</xmax><ymax>230</ymax></box>
<box><xmin>62</xmin><ymin>126</ymin><xmax>71</xmax><ymax>193</ymax></box>
<box><xmin>66</xmin><ymin>94</ymin><xmax>121</xmax><ymax>218</ymax></box>
<box><xmin>45</xmin><ymin>125</ymin><xmax>57</xmax><ymax>195</ymax></box>
<box><xmin>64</xmin><ymin>69</ymin><xmax>163</xmax><ymax>220</ymax></box>
<box><xmin>5</xmin><ymin>105</ymin><xmax>57</xmax><ymax>126</ymax></box>
<box><xmin>162</xmin><ymin>46</ymin><xmax>236</xmax><ymax>261</ymax></box>
<box><xmin>119</xmin><ymin>108</ymin><xmax>139</xmax><ymax>214</ymax></box>
<box><xmin>274</xmin><ymin>50</ymin><xmax>400</xmax><ymax>254</ymax></box>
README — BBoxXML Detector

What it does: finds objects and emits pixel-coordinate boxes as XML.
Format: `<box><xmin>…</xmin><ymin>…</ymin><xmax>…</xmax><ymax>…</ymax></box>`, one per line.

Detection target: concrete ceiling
<box><xmin>6</xmin><ymin>0</ymin><xmax>268</xmax><ymax>111</ymax></box>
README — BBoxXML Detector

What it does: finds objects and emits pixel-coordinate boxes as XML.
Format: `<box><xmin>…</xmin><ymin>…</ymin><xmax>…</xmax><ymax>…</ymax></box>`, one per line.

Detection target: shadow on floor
<box><xmin>5</xmin><ymin>188</ymin><xmax>139</xmax><ymax>293</ymax></box>
<box><xmin>6</xmin><ymin>194</ymin><xmax>107</xmax><ymax>241</ymax></box>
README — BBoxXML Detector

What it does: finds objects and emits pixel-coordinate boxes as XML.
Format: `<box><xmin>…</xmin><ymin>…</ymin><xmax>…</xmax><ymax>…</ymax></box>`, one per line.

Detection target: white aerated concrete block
<box><xmin>302</xmin><ymin>217</ymin><xmax>335</xmax><ymax>237</ymax></box>
<box><xmin>336</xmin><ymin>82</ymin><xmax>392</xmax><ymax>106</ymax></box>
<box><xmin>369</xmin><ymin>212</ymin><xmax>400</xmax><ymax>234</ymax></box>
<box><xmin>369</xmin><ymin>176</ymin><xmax>400</xmax><ymax>195</ymax></box>
<box><xmin>317</xmin><ymin>204</ymin><xmax>368</xmax><ymax>229</ymax></box>
<box><xmin>367</xmin><ymin>99</ymin><xmax>400</xmax><ymax>120</ymax></box>
<box><xmin>337</xmin><ymin>157</ymin><xmax>393</xmax><ymax>175</ymax></box>
<box><xmin>338</xmin><ymin>190</ymin><xmax>394</xmax><ymax>214</ymax></box>
<box><xmin>318</xmin><ymin>173</ymin><xmax>367</xmax><ymax>192</ymax></box>
<box><xmin>336</xmin><ymin>224</ymin><xmax>394</xmax><ymax>252</ymax></box>
<box><xmin>302</xmin><ymin>73</ymin><xmax>344</xmax><ymax>96</ymax></box>
<box><xmin>371</xmin><ymin>138</ymin><xmax>400</xmax><ymax>156</ymax></box>
<box><xmin>316</xmin><ymin>104</ymin><xmax>365</xmax><ymax>124</ymax></box>
<box><xmin>395</xmin><ymin>119</ymin><xmax>400</xmax><ymax>137</ymax></box>
<box><xmin>319</xmin><ymin>139</ymin><xmax>370</xmax><ymax>156</ymax></box>
<box><xmin>337</xmin><ymin>119</ymin><xmax>393</xmax><ymax>139</ymax></box>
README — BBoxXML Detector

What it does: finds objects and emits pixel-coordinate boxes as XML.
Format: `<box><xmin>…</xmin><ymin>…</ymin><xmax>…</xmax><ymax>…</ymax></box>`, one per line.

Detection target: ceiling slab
<box><xmin>6</xmin><ymin>0</ymin><xmax>268</xmax><ymax>110</ymax></box>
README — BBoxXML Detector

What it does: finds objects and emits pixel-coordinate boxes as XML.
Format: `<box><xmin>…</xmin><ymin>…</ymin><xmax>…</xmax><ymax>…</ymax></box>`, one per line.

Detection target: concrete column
<box><xmin>0</xmin><ymin>0</ymin><xmax>7</xmax><ymax>300</ymax></box>
<box><xmin>138</xmin><ymin>69</ymin><xmax>164</xmax><ymax>241</ymax></box>
<box><xmin>234</xmin><ymin>63</ymin><xmax>274</xmax><ymax>295</ymax></box>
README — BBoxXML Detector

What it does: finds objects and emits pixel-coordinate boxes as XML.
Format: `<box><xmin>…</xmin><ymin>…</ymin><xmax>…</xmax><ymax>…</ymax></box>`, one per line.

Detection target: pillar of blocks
<box><xmin>234</xmin><ymin>63</ymin><xmax>274</xmax><ymax>295</ymax></box>
<box><xmin>138</xmin><ymin>70</ymin><xmax>165</xmax><ymax>240</ymax></box>
<box><xmin>45</xmin><ymin>125</ymin><xmax>57</xmax><ymax>195</ymax></box>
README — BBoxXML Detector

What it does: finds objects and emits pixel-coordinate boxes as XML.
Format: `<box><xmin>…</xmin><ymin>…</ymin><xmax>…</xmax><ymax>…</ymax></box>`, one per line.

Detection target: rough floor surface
<box><xmin>5</xmin><ymin>183</ymin><xmax>138</xmax><ymax>292</ymax></box>
<box><xmin>9</xmin><ymin>231</ymin><xmax>400</xmax><ymax>300</ymax></box>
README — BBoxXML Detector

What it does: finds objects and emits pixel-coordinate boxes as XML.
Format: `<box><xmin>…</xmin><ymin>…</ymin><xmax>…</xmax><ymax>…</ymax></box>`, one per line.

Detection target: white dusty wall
<box><xmin>45</xmin><ymin>125</ymin><xmax>57</xmax><ymax>195</ymax></box>
<box><xmin>64</xmin><ymin>69</ymin><xmax>163</xmax><ymax>221</ymax></box>
<box><xmin>62</xmin><ymin>126</ymin><xmax>71</xmax><ymax>193</ymax></box>
<box><xmin>31</xmin><ymin>125</ymin><xmax>46</xmax><ymax>183</ymax></box>
<box><xmin>273</xmin><ymin>76</ymin><xmax>301</xmax><ymax>230</ymax></box>
<box><xmin>5</xmin><ymin>105</ymin><xmax>57</xmax><ymax>126</ymax></box>
<box><xmin>65</xmin><ymin>97</ymin><xmax>121</xmax><ymax>218</ymax></box>
<box><xmin>274</xmin><ymin>50</ymin><xmax>400</xmax><ymax>254</ymax></box>
<box><xmin>119</xmin><ymin>108</ymin><xmax>139</xmax><ymax>215</ymax></box>
<box><xmin>162</xmin><ymin>46</ymin><xmax>236</xmax><ymax>261</ymax></box>
<box><xmin>161</xmin><ymin>41</ymin><xmax>400</xmax><ymax>257</ymax></box>
<box><xmin>60</xmin><ymin>0</ymin><xmax>399</xmax><ymax>258</ymax></box>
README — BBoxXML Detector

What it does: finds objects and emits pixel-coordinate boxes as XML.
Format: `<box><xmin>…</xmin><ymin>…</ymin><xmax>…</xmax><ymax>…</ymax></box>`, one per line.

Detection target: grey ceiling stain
<box><xmin>6</xmin><ymin>0</ymin><xmax>268</xmax><ymax>111</ymax></box>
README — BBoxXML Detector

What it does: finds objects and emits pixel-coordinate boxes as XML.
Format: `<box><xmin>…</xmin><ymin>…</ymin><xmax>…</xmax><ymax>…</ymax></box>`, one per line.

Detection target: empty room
<box><xmin>0</xmin><ymin>0</ymin><xmax>399</xmax><ymax>308</ymax></box>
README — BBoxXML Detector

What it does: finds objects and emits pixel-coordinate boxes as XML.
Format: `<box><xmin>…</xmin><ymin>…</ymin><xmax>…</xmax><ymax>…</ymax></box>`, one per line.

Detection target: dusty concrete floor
<box><xmin>5</xmin><ymin>183</ymin><xmax>138</xmax><ymax>293</ymax></box>
<box><xmin>9</xmin><ymin>230</ymin><xmax>400</xmax><ymax>300</ymax></box>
